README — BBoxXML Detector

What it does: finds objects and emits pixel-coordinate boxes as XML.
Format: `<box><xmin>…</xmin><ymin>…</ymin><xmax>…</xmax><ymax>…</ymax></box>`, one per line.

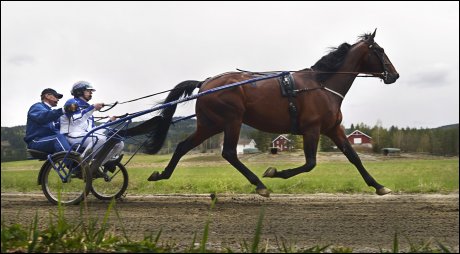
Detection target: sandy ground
<box><xmin>1</xmin><ymin>192</ymin><xmax>458</xmax><ymax>252</ymax></box>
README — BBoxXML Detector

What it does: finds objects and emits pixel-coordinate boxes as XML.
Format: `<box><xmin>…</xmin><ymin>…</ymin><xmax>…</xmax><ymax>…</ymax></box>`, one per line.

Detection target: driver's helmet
<box><xmin>71</xmin><ymin>81</ymin><xmax>96</xmax><ymax>97</ymax></box>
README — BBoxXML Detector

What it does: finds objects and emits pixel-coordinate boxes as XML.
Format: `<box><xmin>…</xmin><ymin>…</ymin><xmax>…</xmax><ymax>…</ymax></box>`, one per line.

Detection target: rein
<box><xmin>237</xmin><ymin>68</ymin><xmax>383</xmax><ymax>100</ymax></box>
<box><xmin>100</xmin><ymin>88</ymin><xmax>177</xmax><ymax>111</ymax></box>
<box><xmin>94</xmin><ymin>113</ymin><xmax>130</xmax><ymax>121</ymax></box>
<box><xmin>100</xmin><ymin>68</ymin><xmax>379</xmax><ymax>113</ymax></box>
<box><xmin>236</xmin><ymin>68</ymin><xmax>383</xmax><ymax>77</ymax></box>
<box><xmin>99</xmin><ymin>101</ymin><xmax>118</xmax><ymax>112</ymax></box>
<box><xmin>118</xmin><ymin>89</ymin><xmax>176</xmax><ymax>104</ymax></box>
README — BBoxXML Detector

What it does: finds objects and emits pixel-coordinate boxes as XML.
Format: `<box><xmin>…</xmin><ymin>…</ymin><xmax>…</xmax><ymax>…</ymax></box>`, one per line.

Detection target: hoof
<box><xmin>256</xmin><ymin>188</ymin><xmax>271</xmax><ymax>197</ymax></box>
<box><xmin>376</xmin><ymin>187</ymin><xmax>392</xmax><ymax>195</ymax></box>
<box><xmin>147</xmin><ymin>171</ymin><xmax>161</xmax><ymax>181</ymax></box>
<box><xmin>263</xmin><ymin>167</ymin><xmax>277</xmax><ymax>178</ymax></box>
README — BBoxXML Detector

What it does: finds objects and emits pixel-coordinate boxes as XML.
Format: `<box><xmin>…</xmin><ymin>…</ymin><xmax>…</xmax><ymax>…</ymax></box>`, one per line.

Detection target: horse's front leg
<box><xmin>263</xmin><ymin>131</ymin><xmax>319</xmax><ymax>179</ymax></box>
<box><xmin>326</xmin><ymin>126</ymin><xmax>391</xmax><ymax>195</ymax></box>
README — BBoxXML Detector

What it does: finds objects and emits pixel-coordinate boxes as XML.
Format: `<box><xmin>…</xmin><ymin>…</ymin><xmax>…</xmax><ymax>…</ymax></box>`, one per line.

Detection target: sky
<box><xmin>2</xmin><ymin>1</ymin><xmax>459</xmax><ymax>129</ymax></box>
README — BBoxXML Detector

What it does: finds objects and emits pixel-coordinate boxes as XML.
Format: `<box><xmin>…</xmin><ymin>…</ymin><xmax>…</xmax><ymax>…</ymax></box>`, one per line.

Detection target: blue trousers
<box><xmin>28</xmin><ymin>134</ymin><xmax>71</xmax><ymax>154</ymax></box>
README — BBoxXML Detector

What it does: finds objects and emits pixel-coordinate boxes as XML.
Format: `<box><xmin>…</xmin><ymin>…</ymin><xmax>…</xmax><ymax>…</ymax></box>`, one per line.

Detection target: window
<box><xmin>354</xmin><ymin>138</ymin><xmax>362</xmax><ymax>144</ymax></box>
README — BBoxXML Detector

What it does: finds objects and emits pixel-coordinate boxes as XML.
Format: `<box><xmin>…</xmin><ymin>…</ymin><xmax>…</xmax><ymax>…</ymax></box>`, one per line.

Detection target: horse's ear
<box><xmin>370</xmin><ymin>28</ymin><xmax>377</xmax><ymax>40</ymax></box>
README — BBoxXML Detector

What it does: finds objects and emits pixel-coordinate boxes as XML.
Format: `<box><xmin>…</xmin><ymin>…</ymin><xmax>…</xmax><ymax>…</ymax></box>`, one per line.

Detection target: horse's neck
<box><xmin>325</xmin><ymin>74</ymin><xmax>357</xmax><ymax>100</ymax></box>
<box><xmin>324</xmin><ymin>50</ymin><xmax>365</xmax><ymax>99</ymax></box>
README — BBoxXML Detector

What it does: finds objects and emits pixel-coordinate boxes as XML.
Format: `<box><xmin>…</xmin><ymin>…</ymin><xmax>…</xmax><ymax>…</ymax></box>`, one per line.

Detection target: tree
<box><xmin>249</xmin><ymin>129</ymin><xmax>273</xmax><ymax>152</ymax></box>
<box><xmin>319</xmin><ymin>135</ymin><xmax>336</xmax><ymax>152</ymax></box>
<box><xmin>371</xmin><ymin>124</ymin><xmax>389</xmax><ymax>152</ymax></box>
<box><xmin>286</xmin><ymin>134</ymin><xmax>303</xmax><ymax>150</ymax></box>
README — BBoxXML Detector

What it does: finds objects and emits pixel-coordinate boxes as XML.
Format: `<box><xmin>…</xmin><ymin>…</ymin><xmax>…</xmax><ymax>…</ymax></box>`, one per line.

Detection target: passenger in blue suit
<box><xmin>24</xmin><ymin>88</ymin><xmax>74</xmax><ymax>154</ymax></box>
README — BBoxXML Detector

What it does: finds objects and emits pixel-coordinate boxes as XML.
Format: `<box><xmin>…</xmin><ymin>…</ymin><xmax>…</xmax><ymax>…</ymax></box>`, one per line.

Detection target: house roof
<box><xmin>346</xmin><ymin>130</ymin><xmax>372</xmax><ymax>139</ymax></box>
<box><xmin>238</xmin><ymin>138</ymin><xmax>255</xmax><ymax>145</ymax></box>
<box><xmin>272</xmin><ymin>135</ymin><xmax>291</xmax><ymax>142</ymax></box>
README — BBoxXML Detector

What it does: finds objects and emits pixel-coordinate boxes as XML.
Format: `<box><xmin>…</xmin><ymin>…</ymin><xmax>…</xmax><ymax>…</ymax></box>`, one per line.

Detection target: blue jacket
<box><xmin>24</xmin><ymin>102</ymin><xmax>64</xmax><ymax>143</ymax></box>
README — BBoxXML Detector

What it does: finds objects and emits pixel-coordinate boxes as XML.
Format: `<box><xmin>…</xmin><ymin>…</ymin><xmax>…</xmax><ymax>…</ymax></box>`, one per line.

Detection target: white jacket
<box><xmin>60</xmin><ymin>97</ymin><xmax>97</xmax><ymax>139</ymax></box>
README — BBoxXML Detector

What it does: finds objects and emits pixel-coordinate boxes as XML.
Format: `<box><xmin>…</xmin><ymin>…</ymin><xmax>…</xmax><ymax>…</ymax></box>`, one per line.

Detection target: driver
<box><xmin>60</xmin><ymin>81</ymin><xmax>124</xmax><ymax>171</ymax></box>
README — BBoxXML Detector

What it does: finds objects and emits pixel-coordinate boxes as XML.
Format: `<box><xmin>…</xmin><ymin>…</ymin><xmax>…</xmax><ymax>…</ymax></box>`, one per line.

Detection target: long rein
<box><xmin>97</xmin><ymin>69</ymin><xmax>382</xmax><ymax>118</ymax></box>
<box><xmin>236</xmin><ymin>68</ymin><xmax>384</xmax><ymax>100</ymax></box>
<box><xmin>236</xmin><ymin>68</ymin><xmax>383</xmax><ymax>78</ymax></box>
<box><xmin>95</xmin><ymin>87</ymin><xmax>180</xmax><ymax>119</ymax></box>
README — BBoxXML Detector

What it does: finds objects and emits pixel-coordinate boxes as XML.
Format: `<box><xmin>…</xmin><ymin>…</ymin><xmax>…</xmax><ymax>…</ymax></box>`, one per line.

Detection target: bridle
<box><xmin>368</xmin><ymin>42</ymin><xmax>392</xmax><ymax>82</ymax></box>
<box><xmin>311</xmin><ymin>41</ymin><xmax>393</xmax><ymax>81</ymax></box>
<box><xmin>303</xmin><ymin>41</ymin><xmax>393</xmax><ymax>100</ymax></box>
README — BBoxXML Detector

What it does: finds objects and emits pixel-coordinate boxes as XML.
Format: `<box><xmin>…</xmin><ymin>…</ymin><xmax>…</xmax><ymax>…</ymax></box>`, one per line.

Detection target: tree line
<box><xmin>241</xmin><ymin>123</ymin><xmax>459</xmax><ymax>156</ymax></box>
<box><xmin>344</xmin><ymin>122</ymin><xmax>459</xmax><ymax>155</ymax></box>
<box><xmin>235</xmin><ymin>123</ymin><xmax>458</xmax><ymax>157</ymax></box>
<box><xmin>1</xmin><ymin>121</ymin><xmax>458</xmax><ymax>162</ymax></box>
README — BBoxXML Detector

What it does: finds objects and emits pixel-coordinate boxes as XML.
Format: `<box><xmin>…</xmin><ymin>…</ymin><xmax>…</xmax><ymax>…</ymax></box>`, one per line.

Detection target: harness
<box><xmin>99</xmin><ymin>70</ymin><xmax>346</xmax><ymax>136</ymax></box>
<box><xmin>278</xmin><ymin>73</ymin><xmax>300</xmax><ymax>134</ymax></box>
<box><xmin>277</xmin><ymin>72</ymin><xmax>345</xmax><ymax>135</ymax></box>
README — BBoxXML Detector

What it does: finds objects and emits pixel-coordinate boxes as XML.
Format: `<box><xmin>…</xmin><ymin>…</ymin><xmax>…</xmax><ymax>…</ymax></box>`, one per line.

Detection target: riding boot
<box><xmin>103</xmin><ymin>154</ymin><xmax>124</xmax><ymax>173</ymax></box>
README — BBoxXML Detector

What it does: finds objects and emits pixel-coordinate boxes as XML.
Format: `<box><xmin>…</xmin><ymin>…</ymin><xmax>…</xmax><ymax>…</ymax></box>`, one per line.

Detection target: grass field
<box><xmin>1</xmin><ymin>152</ymin><xmax>458</xmax><ymax>195</ymax></box>
<box><xmin>1</xmin><ymin>152</ymin><xmax>458</xmax><ymax>253</ymax></box>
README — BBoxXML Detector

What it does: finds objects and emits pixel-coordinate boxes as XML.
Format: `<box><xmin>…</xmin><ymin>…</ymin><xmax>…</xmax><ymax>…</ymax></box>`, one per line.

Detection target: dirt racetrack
<box><xmin>1</xmin><ymin>192</ymin><xmax>458</xmax><ymax>252</ymax></box>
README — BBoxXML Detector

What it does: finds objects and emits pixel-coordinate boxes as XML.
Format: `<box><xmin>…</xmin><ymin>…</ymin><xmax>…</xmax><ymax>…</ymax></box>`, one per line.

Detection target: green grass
<box><xmin>1</xmin><ymin>153</ymin><xmax>458</xmax><ymax>253</ymax></box>
<box><xmin>1</xmin><ymin>153</ymin><xmax>458</xmax><ymax>194</ymax></box>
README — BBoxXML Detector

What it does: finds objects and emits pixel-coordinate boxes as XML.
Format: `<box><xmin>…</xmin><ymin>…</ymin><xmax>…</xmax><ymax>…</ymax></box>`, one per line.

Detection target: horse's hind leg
<box><xmin>222</xmin><ymin>123</ymin><xmax>270</xmax><ymax>197</ymax></box>
<box><xmin>326</xmin><ymin>126</ymin><xmax>391</xmax><ymax>195</ymax></box>
<box><xmin>148</xmin><ymin>125</ymin><xmax>220</xmax><ymax>181</ymax></box>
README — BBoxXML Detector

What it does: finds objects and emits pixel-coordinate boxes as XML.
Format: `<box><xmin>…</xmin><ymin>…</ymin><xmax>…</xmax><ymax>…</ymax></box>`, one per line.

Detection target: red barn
<box><xmin>346</xmin><ymin>130</ymin><xmax>372</xmax><ymax>147</ymax></box>
<box><xmin>272</xmin><ymin>135</ymin><xmax>292</xmax><ymax>151</ymax></box>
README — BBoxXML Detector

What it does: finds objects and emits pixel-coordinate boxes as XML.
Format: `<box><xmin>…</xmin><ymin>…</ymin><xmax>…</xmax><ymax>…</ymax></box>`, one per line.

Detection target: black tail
<box><xmin>143</xmin><ymin>80</ymin><xmax>201</xmax><ymax>154</ymax></box>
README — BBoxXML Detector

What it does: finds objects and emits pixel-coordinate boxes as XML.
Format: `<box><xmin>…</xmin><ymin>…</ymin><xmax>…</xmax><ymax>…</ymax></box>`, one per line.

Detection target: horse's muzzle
<box><xmin>384</xmin><ymin>73</ymin><xmax>400</xmax><ymax>84</ymax></box>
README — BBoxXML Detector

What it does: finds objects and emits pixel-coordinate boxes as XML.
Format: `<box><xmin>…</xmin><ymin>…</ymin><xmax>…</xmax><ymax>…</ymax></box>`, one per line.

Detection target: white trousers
<box><xmin>66</xmin><ymin>131</ymin><xmax>124</xmax><ymax>166</ymax></box>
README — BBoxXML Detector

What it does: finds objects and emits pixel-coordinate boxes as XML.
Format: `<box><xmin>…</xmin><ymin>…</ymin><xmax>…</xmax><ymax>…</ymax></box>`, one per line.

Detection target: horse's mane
<box><xmin>357</xmin><ymin>33</ymin><xmax>372</xmax><ymax>41</ymax></box>
<box><xmin>310</xmin><ymin>33</ymin><xmax>372</xmax><ymax>82</ymax></box>
<box><xmin>310</xmin><ymin>43</ymin><xmax>352</xmax><ymax>82</ymax></box>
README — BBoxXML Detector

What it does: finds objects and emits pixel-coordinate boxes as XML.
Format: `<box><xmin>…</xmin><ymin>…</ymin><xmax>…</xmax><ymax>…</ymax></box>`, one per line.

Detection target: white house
<box><xmin>220</xmin><ymin>138</ymin><xmax>257</xmax><ymax>154</ymax></box>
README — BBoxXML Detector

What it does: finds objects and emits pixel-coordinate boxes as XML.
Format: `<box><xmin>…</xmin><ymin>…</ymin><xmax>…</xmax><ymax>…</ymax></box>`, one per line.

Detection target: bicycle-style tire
<box><xmin>40</xmin><ymin>152</ymin><xmax>91</xmax><ymax>205</ymax></box>
<box><xmin>90</xmin><ymin>162</ymin><xmax>128</xmax><ymax>200</ymax></box>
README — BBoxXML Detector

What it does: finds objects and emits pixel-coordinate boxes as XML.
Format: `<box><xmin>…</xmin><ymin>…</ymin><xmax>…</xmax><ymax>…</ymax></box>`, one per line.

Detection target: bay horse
<box><xmin>143</xmin><ymin>29</ymin><xmax>399</xmax><ymax>197</ymax></box>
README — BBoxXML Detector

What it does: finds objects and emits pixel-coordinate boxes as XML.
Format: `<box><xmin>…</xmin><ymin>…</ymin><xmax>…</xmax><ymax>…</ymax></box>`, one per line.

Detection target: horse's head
<box><xmin>357</xmin><ymin>29</ymin><xmax>400</xmax><ymax>84</ymax></box>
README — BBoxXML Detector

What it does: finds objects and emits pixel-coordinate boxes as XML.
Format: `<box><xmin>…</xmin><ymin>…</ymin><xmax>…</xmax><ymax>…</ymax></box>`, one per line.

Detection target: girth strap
<box><xmin>279</xmin><ymin>73</ymin><xmax>299</xmax><ymax>134</ymax></box>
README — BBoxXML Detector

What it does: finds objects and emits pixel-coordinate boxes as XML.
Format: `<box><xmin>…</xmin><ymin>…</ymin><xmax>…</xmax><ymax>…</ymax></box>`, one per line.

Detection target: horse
<box><xmin>142</xmin><ymin>29</ymin><xmax>399</xmax><ymax>197</ymax></box>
